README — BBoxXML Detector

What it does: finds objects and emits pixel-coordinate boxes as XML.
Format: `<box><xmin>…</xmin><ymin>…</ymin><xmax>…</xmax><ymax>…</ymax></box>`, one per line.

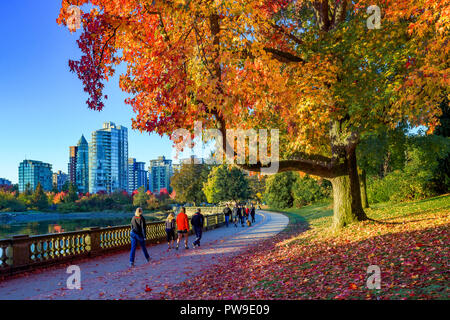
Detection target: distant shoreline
<box><xmin>0</xmin><ymin>211</ymin><xmax>148</xmax><ymax>224</ymax></box>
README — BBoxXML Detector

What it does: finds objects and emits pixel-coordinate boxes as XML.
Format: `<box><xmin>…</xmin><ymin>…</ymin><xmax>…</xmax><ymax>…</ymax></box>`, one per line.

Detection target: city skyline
<box><xmin>0</xmin><ymin>2</ymin><xmax>177</xmax><ymax>184</ymax></box>
<box><xmin>0</xmin><ymin>121</ymin><xmax>202</xmax><ymax>184</ymax></box>
<box><xmin>6</xmin><ymin>122</ymin><xmax>203</xmax><ymax>193</ymax></box>
<box><xmin>0</xmin><ymin>117</ymin><xmax>199</xmax><ymax>185</ymax></box>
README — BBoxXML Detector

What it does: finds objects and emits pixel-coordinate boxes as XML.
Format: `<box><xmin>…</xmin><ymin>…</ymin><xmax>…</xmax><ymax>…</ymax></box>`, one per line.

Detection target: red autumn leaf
<box><xmin>349</xmin><ymin>283</ymin><xmax>357</xmax><ymax>290</ymax></box>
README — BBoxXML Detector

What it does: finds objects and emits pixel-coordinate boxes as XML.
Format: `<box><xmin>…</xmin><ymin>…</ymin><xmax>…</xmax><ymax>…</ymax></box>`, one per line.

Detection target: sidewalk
<box><xmin>0</xmin><ymin>211</ymin><xmax>288</xmax><ymax>300</ymax></box>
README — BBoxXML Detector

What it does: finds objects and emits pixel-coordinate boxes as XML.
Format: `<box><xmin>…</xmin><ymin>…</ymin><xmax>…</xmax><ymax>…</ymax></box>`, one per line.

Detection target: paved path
<box><xmin>0</xmin><ymin>211</ymin><xmax>288</xmax><ymax>300</ymax></box>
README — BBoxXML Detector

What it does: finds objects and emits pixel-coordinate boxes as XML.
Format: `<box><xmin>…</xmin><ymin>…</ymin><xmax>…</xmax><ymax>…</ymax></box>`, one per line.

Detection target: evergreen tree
<box><xmin>24</xmin><ymin>183</ymin><xmax>32</xmax><ymax>196</ymax></box>
<box><xmin>61</xmin><ymin>181</ymin><xmax>70</xmax><ymax>193</ymax></box>
<box><xmin>171</xmin><ymin>164</ymin><xmax>211</xmax><ymax>205</ymax></box>
<box><xmin>264</xmin><ymin>172</ymin><xmax>297</xmax><ymax>209</ymax></box>
<box><xmin>64</xmin><ymin>183</ymin><xmax>79</xmax><ymax>203</ymax></box>
<box><xmin>203</xmin><ymin>165</ymin><xmax>250</xmax><ymax>203</ymax></box>
<box><xmin>31</xmin><ymin>183</ymin><xmax>49</xmax><ymax>211</ymax></box>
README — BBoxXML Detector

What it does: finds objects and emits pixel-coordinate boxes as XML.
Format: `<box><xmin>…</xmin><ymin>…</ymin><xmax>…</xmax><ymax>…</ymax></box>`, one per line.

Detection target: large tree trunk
<box><xmin>330</xmin><ymin>175</ymin><xmax>353</xmax><ymax>228</ymax></box>
<box><xmin>330</xmin><ymin>147</ymin><xmax>368</xmax><ymax>230</ymax></box>
<box><xmin>359</xmin><ymin>168</ymin><xmax>369</xmax><ymax>208</ymax></box>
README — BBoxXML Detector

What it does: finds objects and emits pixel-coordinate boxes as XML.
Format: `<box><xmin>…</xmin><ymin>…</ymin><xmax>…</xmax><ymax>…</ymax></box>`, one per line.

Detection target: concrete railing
<box><xmin>0</xmin><ymin>207</ymin><xmax>225</xmax><ymax>276</ymax></box>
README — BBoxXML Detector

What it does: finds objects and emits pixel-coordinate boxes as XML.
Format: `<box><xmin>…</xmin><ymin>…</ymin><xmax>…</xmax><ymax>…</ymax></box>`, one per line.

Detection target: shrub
<box><xmin>57</xmin><ymin>202</ymin><xmax>79</xmax><ymax>213</ymax></box>
<box><xmin>0</xmin><ymin>191</ymin><xmax>26</xmax><ymax>212</ymax></box>
<box><xmin>367</xmin><ymin>134</ymin><xmax>450</xmax><ymax>203</ymax></box>
<box><xmin>292</xmin><ymin>175</ymin><xmax>332</xmax><ymax>208</ymax></box>
<box><xmin>264</xmin><ymin>172</ymin><xmax>332</xmax><ymax>209</ymax></box>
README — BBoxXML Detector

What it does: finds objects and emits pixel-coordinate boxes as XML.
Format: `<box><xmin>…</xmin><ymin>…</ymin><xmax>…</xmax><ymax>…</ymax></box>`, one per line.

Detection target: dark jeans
<box><xmin>240</xmin><ymin>215</ymin><xmax>245</xmax><ymax>225</ymax></box>
<box><xmin>193</xmin><ymin>226</ymin><xmax>203</xmax><ymax>246</ymax></box>
<box><xmin>225</xmin><ymin>215</ymin><xmax>230</xmax><ymax>227</ymax></box>
<box><xmin>251</xmin><ymin>213</ymin><xmax>255</xmax><ymax>223</ymax></box>
<box><xmin>130</xmin><ymin>231</ymin><xmax>149</xmax><ymax>263</ymax></box>
<box><xmin>166</xmin><ymin>228</ymin><xmax>176</xmax><ymax>242</ymax></box>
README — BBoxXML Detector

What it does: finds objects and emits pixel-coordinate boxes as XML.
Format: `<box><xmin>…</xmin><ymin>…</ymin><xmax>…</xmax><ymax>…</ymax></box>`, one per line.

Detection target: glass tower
<box><xmin>76</xmin><ymin>135</ymin><xmax>89</xmax><ymax>193</ymax></box>
<box><xmin>89</xmin><ymin>122</ymin><xmax>128</xmax><ymax>194</ymax></box>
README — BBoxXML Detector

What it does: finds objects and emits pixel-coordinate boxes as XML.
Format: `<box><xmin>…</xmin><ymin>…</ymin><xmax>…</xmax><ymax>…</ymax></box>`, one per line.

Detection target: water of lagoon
<box><xmin>0</xmin><ymin>212</ymin><xmax>158</xmax><ymax>240</ymax></box>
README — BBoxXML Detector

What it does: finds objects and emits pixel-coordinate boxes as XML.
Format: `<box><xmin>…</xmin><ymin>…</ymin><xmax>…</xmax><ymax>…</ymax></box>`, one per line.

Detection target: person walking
<box><xmin>165</xmin><ymin>212</ymin><xmax>176</xmax><ymax>249</ymax></box>
<box><xmin>245</xmin><ymin>206</ymin><xmax>250</xmax><ymax>220</ymax></box>
<box><xmin>191</xmin><ymin>208</ymin><xmax>205</xmax><ymax>248</ymax></box>
<box><xmin>176</xmin><ymin>207</ymin><xmax>190</xmax><ymax>250</ymax></box>
<box><xmin>129</xmin><ymin>207</ymin><xmax>150</xmax><ymax>267</ymax></box>
<box><xmin>238</xmin><ymin>205</ymin><xmax>245</xmax><ymax>226</ymax></box>
<box><xmin>250</xmin><ymin>204</ymin><xmax>256</xmax><ymax>223</ymax></box>
<box><xmin>223</xmin><ymin>204</ymin><xmax>232</xmax><ymax>227</ymax></box>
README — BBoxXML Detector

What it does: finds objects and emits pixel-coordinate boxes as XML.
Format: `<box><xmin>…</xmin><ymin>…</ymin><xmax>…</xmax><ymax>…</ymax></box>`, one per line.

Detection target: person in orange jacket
<box><xmin>176</xmin><ymin>207</ymin><xmax>190</xmax><ymax>250</ymax></box>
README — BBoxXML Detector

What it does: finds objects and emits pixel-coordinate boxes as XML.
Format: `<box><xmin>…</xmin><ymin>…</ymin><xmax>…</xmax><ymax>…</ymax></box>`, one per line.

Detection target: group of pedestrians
<box><xmin>129</xmin><ymin>207</ymin><xmax>206</xmax><ymax>267</ymax></box>
<box><xmin>223</xmin><ymin>203</ymin><xmax>256</xmax><ymax>228</ymax></box>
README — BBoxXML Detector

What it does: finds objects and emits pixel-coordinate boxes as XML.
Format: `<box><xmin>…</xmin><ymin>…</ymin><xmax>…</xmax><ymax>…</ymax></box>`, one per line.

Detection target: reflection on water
<box><xmin>0</xmin><ymin>217</ymin><xmax>135</xmax><ymax>239</ymax></box>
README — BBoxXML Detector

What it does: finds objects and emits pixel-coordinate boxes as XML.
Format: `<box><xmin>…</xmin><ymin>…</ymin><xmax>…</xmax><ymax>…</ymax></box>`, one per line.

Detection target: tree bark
<box><xmin>330</xmin><ymin>175</ymin><xmax>353</xmax><ymax>229</ymax></box>
<box><xmin>330</xmin><ymin>147</ymin><xmax>368</xmax><ymax>230</ymax></box>
<box><xmin>359</xmin><ymin>168</ymin><xmax>369</xmax><ymax>208</ymax></box>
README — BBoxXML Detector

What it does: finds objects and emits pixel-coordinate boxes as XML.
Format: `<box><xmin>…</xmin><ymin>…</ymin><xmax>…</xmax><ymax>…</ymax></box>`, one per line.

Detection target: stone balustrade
<box><xmin>0</xmin><ymin>207</ymin><xmax>225</xmax><ymax>276</ymax></box>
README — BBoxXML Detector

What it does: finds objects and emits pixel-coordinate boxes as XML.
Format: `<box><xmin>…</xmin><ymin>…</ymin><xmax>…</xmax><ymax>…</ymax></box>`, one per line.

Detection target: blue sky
<box><xmin>0</xmin><ymin>2</ymin><xmax>427</xmax><ymax>184</ymax></box>
<box><xmin>0</xmin><ymin>1</ymin><xmax>188</xmax><ymax>184</ymax></box>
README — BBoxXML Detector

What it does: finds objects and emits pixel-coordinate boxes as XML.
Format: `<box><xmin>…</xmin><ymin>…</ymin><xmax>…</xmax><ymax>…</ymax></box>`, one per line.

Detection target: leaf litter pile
<box><xmin>160</xmin><ymin>195</ymin><xmax>449</xmax><ymax>300</ymax></box>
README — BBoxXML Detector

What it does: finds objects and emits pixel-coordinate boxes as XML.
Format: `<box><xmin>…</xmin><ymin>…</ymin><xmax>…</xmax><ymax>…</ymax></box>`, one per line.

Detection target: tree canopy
<box><xmin>58</xmin><ymin>0</ymin><xmax>449</xmax><ymax>229</ymax></box>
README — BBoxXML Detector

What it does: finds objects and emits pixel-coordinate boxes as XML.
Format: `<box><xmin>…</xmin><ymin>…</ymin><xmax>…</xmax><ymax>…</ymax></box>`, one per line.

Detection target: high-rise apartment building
<box><xmin>68</xmin><ymin>146</ymin><xmax>78</xmax><ymax>185</ymax></box>
<box><xmin>52</xmin><ymin>170</ymin><xmax>69</xmax><ymax>191</ymax></box>
<box><xmin>89</xmin><ymin>122</ymin><xmax>128</xmax><ymax>194</ymax></box>
<box><xmin>76</xmin><ymin>135</ymin><xmax>89</xmax><ymax>193</ymax></box>
<box><xmin>128</xmin><ymin>158</ymin><xmax>148</xmax><ymax>193</ymax></box>
<box><xmin>18</xmin><ymin>160</ymin><xmax>53</xmax><ymax>192</ymax></box>
<box><xmin>148</xmin><ymin>156</ymin><xmax>173</xmax><ymax>194</ymax></box>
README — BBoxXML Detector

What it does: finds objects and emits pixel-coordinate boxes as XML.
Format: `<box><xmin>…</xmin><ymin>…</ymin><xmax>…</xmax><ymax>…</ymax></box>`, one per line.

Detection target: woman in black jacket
<box><xmin>129</xmin><ymin>207</ymin><xmax>150</xmax><ymax>267</ymax></box>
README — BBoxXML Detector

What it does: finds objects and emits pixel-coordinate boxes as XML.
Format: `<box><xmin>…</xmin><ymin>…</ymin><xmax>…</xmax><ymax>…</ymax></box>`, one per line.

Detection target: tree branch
<box><xmin>332</xmin><ymin>0</ymin><xmax>348</xmax><ymax>27</ymax></box>
<box><xmin>263</xmin><ymin>48</ymin><xmax>304</xmax><ymax>63</ymax></box>
<box><xmin>238</xmin><ymin>159</ymin><xmax>347</xmax><ymax>178</ymax></box>
<box><xmin>313</xmin><ymin>0</ymin><xmax>331</xmax><ymax>31</ymax></box>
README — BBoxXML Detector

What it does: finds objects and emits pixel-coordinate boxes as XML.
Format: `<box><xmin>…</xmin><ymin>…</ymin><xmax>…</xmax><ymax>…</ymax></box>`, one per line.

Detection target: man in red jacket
<box><xmin>176</xmin><ymin>207</ymin><xmax>190</xmax><ymax>250</ymax></box>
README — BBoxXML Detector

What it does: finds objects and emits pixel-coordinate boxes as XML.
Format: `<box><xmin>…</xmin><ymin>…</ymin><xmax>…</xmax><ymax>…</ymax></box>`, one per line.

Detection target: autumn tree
<box><xmin>31</xmin><ymin>183</ymin><xmax>49</xmax><ymax>211</ymax></box>
<box><xmin>58</xmin><ymin>0</ymin><xmax>448</xmax><ymax>230</ymax></box>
